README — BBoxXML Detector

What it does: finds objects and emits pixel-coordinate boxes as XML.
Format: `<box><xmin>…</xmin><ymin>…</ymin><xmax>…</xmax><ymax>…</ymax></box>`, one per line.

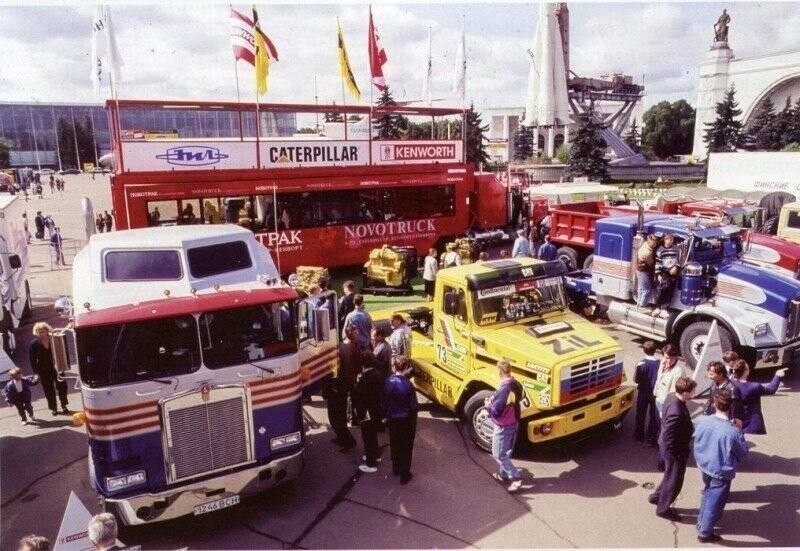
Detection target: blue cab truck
<box><xmin>565</xmin><ymin>213</ymin><xmax>800</xmax><ymax>369</ymax></box>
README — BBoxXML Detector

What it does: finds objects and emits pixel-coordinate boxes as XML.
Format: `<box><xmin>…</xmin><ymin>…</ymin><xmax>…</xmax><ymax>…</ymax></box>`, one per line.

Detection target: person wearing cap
<box><xmin>4</xmin><ymin>368</ymin><xmax>39</xmax><ymax>425</ymax></box>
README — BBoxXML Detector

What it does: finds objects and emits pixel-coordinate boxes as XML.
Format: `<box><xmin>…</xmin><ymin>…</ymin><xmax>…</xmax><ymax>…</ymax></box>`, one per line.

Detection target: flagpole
<box><xmin>369</xmin><ymin>5</ymin><xmax>373</xmax><ymax>107</ymax></box>
<box><xmin>234</xmin><ymin>59</ymin><xmax>242</xmax><ymax>104</ymax></box>
<box><xmin>314</xmin><ymin>75</ymin><xmax>320</xmax><ymax>132</ymax></box>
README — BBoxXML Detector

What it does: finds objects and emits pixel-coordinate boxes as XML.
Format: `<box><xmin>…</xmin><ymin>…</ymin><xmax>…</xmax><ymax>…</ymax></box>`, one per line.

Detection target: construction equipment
<box><xmin>288</xmin><ymin>266</ymin><xmax>330</xmax><ymax>296</ymax></box>
<box><xmin>362</xmin><ymin>245</ymin><xmax>418</xmax><ymax>296</ymax></box>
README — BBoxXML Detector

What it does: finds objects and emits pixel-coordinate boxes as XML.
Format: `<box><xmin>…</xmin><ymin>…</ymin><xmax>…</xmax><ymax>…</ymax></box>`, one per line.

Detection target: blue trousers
<box><xmin>697</xmin><ymin>472</ymin><xmax>732</xmax><ymax>537</ymax></box>
<box><xmin>636</xmin><ymin>271</ymin><xmax>653</xmax><ymax>307</ymax></box>
<box><xmin>634</xmin><ymin>393</ymin><xmax>660</xmax><ymax>443</ymax></box>
<box><xmin>492</xmin><ymin>423</ymin><xmax>521</xmax><ymax>481</ymax></box>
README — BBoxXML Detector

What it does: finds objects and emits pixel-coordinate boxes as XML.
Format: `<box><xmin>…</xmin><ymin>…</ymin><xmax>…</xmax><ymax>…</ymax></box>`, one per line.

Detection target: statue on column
<box><xmin>714</xmin><ymin>9</ymin><xmax>730</xmax><ymax>43</ymax></box>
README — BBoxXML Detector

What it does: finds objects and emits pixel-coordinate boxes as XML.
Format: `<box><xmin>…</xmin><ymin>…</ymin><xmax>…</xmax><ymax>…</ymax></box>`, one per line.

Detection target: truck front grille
<box><xmin>560</xmin><ymin>354</ymin><xmax>621</xmax><ymax>404</ymax></box>
<box><xmin>165</xmin><ymin>391</ymin><xmax>251</xmax><ymax>482</ymax></box>
<box><xmin>787</xmin><ymin>298</ymin><xmax>800</xmax><ymax>341</ymax></box>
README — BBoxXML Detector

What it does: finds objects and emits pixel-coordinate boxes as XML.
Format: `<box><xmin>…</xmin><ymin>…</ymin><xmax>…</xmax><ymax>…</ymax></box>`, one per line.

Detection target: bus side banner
<box><xmin>372</xmin><ymin>141</ymin><xmax>462</xmax><ymax>165</ymax></box>
<box><xmin>121</xmin><ymin>141</ymin><xmax>259</xmax><ymax>171</ymax></box>
<box><xmin>259</xmin><ymin>141</ymin><xmax>369</xmax><ymax>168</ymax></box>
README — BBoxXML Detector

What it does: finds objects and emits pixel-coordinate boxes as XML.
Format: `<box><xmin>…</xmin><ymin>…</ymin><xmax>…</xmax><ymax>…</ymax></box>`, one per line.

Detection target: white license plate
<box><xmin>193</xmin><ymin>495</ymin><xmax>240</xmax><ymax>516</ymax></box>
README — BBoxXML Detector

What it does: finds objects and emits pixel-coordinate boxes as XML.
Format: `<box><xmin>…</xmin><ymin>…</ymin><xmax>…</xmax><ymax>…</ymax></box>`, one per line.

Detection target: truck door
<box><xmin>297</xmin><ymin>290</ymin><xmax>339</xmax><ymax>396</ymax></box>
<box><xmin>429</xmin><ymin>285</ymin><xmax>469</xmax><ymax>409</ymax></box>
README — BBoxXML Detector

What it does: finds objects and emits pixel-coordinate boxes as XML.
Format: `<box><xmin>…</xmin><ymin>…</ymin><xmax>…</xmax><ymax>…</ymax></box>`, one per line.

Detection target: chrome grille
<box><xmin>787</xmin><ymin>298</ymin><xmax>800</xmax><ymax>341</ymax></box>
<box><xmin>166</xmin><ymin>394</ymin><xmax>250</xmax><ymax>482</ymax></box>
<box><xmin>561</xmin><ymin>354</ymin><xmax>620</xmax><ymax>403</ymax></box>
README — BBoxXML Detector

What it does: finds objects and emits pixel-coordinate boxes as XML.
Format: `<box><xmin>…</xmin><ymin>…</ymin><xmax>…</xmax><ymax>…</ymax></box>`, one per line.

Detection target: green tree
<box><xmin>56</xmin><ymin>117</ymin><xmax>77</xmax><ymax>169</ymax></box>
<box><xmin>641</xmin><ymin>100</ymin><xmax>695</xmax><ymax>159</ymax></box>
<box><xmin>512</xmin><ymin>125</ymin><xmax>534</xmax><ymax>161</ymax></box>
<box><xmin>464</xmin><ymin>104</ymin><xmax>489</xmax><ymax>166</ymax></box>
<box><xmin>568</xmin><ymin>104</ymin><xmax>609</xmax><ymax>181</ymax></box>
<box><xmin>745</xmin><ymin>97</ymin><xmax>779</xmax><ymax>150</ymax></box>
<box><xmin>773</xmin><ymin>96</ymin><xmax>794</xmax><ymax>149</ymax></box>
<box><xmin>703</xmin><ymin>85</ymin><xmax>744</xmax><ymax>154</ymax></box>
<box><xmin>624</xmin><ymin>118</ymin><xmax>641</xmax><ymax>153</ymax></box>
<box><xmin>372</xmin><ymin>87</ymin><xmax>408</xmax><ymax>139</ymax></box>
<box><xmin>782</xmin><ymin>97</ymin><xmax>800</xmax><ymax>145</ymax></box>
<box><xmin>0</xmin><ymin>140</ymin><xmax>10</xmax><ymax>169</ymax></box>
<box><xmin>555</xmin><ymin>143</ymin><xmax>570</xmax><ymax>164</ymax></box>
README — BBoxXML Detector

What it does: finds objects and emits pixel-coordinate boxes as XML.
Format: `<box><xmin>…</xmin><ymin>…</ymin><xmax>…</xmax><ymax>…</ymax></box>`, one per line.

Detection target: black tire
<box><xmin>556</xmin><ymin>246</ymin><xmax>579</xmax><ymax>270</ymax></box>
<box><xmin>678</xmin><ymin>320</ymin><xmax>735</xmax><ymax>369</ymax></box>
<box><xmin>461</xmin><ymin>390</ymin><xmax>495</xmax><ymax>452</ymax></box>
<box><xmin>583</xmin><ymin>254</ymin><xmax>594</xmax><ymax>272</ymax></box>
<box><xmin>21</xmin><ymin>281</ymin><xmax>32</xmax><ymax>320</ymax></box>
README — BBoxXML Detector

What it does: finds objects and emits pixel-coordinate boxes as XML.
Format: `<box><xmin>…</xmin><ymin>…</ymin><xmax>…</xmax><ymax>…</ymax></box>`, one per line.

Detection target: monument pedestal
<box><xmin>691</xmin><ymin>42</ymin><xmax>734</xmax><ymax>160</ymax></box>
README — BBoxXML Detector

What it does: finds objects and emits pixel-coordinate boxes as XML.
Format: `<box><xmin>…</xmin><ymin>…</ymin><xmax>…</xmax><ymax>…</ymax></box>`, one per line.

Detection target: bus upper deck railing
<box><xmin>106</xmin><ymin>99</ymin><xmax>466</xmax><ymax>173</ymax></box>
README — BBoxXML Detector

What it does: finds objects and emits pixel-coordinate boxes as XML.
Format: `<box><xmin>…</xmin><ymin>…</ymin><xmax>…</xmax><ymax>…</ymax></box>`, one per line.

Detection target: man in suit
<box><xmin>704</xmin><ymin>361</ymin><xmax>743</xmax><ymax>426</ymax></box>
<box><xmin>337</xmin><ymin>280</ymin><xmax>356</xmax><ymax>332</ymax></box>
<box><xmin>731</xmin><ymin>360</ymin><xmax>786</xmax><ymax>434</ymax></box>
<box><xmin>649</xmin><ymin>376</ymin><xmax>697</xmax><ymax>520</ymax></box>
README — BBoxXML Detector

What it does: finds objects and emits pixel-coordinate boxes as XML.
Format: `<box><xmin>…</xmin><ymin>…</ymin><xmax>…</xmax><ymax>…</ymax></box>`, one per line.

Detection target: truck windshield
<box><xmin>199</xmin><ymin>302</ymin><xmax>297</xmax><ymax>369</ymax></box>
<box><xmin>690</xmin><ymin>235</ymin><xmax>742</xmax><ymax>263</ymax></box>
<box><xmin>77</xmin><ymin>315</ymin><xmax>200</xmax><ymax>387</ymax></box>
<box><xmin>473</xmin><ymin>277</ymin><xmax>566</xmax><ymax>326</ymax></box>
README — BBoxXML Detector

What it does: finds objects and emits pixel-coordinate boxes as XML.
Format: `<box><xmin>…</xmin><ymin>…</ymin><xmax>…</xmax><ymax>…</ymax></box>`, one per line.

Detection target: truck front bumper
<box><xmin>754</xmin><ymin>339</ymin><xmax>800</xmax><ymax>369</ymax></box>
<box><xmin>525</xmin><ymin>386</ymin><xmax>635</xmax><ymax>443</ymax></box>
<box><xmin>105</xmin><ymin>450</ymin><xmax>303</xmax><ymax>526</ymax></box>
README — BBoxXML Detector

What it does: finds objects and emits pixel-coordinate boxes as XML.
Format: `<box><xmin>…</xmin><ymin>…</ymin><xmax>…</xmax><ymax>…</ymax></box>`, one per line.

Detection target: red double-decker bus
<box><xmin>107</xmin><ymin>100</ymin><xmax>507</xmax><ymax>273</ymax></box>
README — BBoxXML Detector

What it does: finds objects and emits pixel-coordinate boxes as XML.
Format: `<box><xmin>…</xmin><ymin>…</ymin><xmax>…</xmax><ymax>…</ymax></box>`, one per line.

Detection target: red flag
<box><xmin>230</xmin><ymin>7</ymin><xmax>279</xmax><ymax>65</ymax></box>
<box><xmin>368</xmin><ymin>6</ymin><xmax>387</xmax><ymax>92</ymax></box>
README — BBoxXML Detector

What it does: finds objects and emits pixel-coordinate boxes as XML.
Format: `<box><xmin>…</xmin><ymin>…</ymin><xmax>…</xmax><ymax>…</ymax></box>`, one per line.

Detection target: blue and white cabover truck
<box><xmin>565</xmin><ymin>214</ymin><xmax>800</xmax><ymax>369</ymax></box>
<box><xmin>51</xmin><ymin>225</ymin><xmax>339</xmax><ymax>525</ymax></box>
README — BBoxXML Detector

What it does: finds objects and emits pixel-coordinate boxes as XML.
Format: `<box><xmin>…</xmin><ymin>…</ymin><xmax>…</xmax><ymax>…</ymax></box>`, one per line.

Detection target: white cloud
<box><xmin>0</xmin><ymin>2</ymin><xmax>798</xmax><ymax>115</ymax></box>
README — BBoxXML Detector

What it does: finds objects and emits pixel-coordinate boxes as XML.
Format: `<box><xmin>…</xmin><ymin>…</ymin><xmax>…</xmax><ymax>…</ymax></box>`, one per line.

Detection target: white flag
<box><xmin>452</xmin><ymin>18</ymin><xmax>466</xmax><ymax>103</ymax></box>
<box><xmin>422</xmin><ymin>27</ymin><xmax>432</xmax><ymax>106</ymax></box>
<box><xmin>91</xmin><ymin>5</ymin><xmax>123</xmax><ymax>98</ymax></box>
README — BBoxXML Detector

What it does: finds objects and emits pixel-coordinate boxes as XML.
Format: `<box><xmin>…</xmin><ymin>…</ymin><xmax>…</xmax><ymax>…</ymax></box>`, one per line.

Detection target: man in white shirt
<box><xmin>442</xmin><ymin>243</ymin><xmax>461</xmax><ymax>268</ymax></box>
<box><xmin>511</xmin><ymin>229</ymin><xmax>531</xmax><ymax>258</ymax></box>
<box><xmin>422</xmin><ymin>248</ymin><xmax>438</xmax><ymax>301</ymax></box>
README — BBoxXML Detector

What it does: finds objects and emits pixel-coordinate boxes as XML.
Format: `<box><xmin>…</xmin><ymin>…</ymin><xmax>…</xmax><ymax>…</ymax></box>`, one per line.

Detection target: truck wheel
<box><xmin>583</xmin><ymin>254</ymin><xmax>594</xmax><ymax>272</ymax></box>
<box><xmin>679</xmin><ymin>320</ymin><xmax>735</xmax><ymax>369</ymax></box>
<box><xmin>556</xmin><ymin>246</ymin><xmax>579</xmax><ymax>270</ymax></box>
<box><xmin>461</xmin><ymin>390</ymin><xmax>495</xmax><ymax>452</ymax></box>
<box><xmin>21</xmin><ymin>281</ymin><xmax>32</xmax><ymax>320</ymax></box>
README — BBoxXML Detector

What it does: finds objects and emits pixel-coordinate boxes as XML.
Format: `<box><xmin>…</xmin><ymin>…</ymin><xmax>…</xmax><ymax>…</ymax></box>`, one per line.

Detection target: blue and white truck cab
<box><xmin>565</xmin><ymin>214</ymin><xmax>800</xmax><ymax>369</ymax></box>
<box><xmin>52</xmin><ymin>225</ymin><xmax>338</xmax><ymax>525</ymax></box>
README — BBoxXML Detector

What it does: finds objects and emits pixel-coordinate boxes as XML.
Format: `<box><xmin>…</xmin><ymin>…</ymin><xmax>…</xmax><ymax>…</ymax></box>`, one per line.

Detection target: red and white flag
<box><xmin>368</xmin><ymin>6</ymin><xmax>388</xmax><ymax>92</ymax></box>
<box><xmin>230</xmin><ymin>7</ymin><xmax>279</xmax><ymax>66</ymax></box>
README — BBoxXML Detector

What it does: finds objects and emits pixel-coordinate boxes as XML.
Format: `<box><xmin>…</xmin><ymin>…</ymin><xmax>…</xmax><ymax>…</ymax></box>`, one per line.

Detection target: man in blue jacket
<box><xmin>537</xmin><ymin>235</ymin><xmax>558</xmax><ymax>262</ymax></box>
<box><xmin>383</xmin><ymin>361</ymin><xmax>418</xmax><ymax>484</ymax></box>
<box><xmin>4</xmin><ymin>368</ymin><xmax>39</xmax><ymax>424</ymax></box>
<box><xmin>693</xmin><ymin>390</ymin><xmax>749</xmax><ymax>543</ymax></box>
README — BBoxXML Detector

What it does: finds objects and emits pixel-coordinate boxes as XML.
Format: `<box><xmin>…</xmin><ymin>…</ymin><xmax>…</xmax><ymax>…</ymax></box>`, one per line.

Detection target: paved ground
<box><xmin>1</xmin><ymin>175</ymin><xmax>798</xmax><ymax>550</ymax></box>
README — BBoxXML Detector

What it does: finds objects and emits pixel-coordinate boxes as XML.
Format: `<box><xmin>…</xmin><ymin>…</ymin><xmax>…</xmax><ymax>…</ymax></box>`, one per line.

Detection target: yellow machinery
<box><xmin>362</xmin><ymin>245</ymin><xmax>418</xmax><ymax>296</ymax></box>
<box><xmin>289</xmin><ymin>266</ymin><xmax>330</xmax><ymax>296</ymax></box>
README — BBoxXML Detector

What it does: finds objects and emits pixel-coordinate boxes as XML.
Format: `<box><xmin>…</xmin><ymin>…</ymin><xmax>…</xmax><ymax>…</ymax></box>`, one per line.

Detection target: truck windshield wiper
<box><xmin>249</xmin><ymin>360</ymin><xmax>275</xmax><ymax>374</ymax></box>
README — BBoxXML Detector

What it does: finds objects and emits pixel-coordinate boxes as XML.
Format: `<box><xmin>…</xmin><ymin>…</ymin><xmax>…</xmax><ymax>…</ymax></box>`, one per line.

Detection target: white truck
<box><xmin>0</xmin><ymin>194</ymin><xmax>32</xmax><ymax>354</ymax></box>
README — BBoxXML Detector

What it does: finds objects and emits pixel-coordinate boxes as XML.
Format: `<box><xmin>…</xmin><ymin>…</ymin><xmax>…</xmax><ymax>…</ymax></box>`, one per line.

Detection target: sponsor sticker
<box><xmin>477</xmin><ymin>285</ymin><xmax>514</xmax><ymax>299</ymax></box>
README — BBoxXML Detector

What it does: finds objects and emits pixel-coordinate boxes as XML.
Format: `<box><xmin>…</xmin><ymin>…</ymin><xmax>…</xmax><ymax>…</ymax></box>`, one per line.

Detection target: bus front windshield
<box><xmin>473</xmin><ymin>277</ymin><xmax>566</xmax><ymax>326</ymax></box>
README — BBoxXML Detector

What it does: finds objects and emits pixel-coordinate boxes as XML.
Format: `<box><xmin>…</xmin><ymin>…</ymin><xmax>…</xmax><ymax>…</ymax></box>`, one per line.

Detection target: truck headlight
<box><xmin>271</xmin><ymin>431</ymin><xmax>302</xmax><ymax>450</ymax></box>
<box><xmin>752</xmin><ymin>323</ymin><xmax>769</xmax><ymax>337</ymax></box>
<box><xmin>105</xmin><ymin>470</ymin><xmax>146</xmax><ymax>493</ymax></box>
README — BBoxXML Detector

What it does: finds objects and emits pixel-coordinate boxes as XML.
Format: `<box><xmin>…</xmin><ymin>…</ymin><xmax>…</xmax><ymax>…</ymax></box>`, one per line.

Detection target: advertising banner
<box><xmin>259</xmin><ymin>140</ymin><xmax>369</xmax><ymax>168</ymax></box>
<box><xmin>121</xmin><ymin>141</ymin><xmax>258</xmax><ymax>172</ymax></box>
<box><xmin>373</xmin><ymin>140</ymin><xmax>463</xmax><ymax>165</ymax></box>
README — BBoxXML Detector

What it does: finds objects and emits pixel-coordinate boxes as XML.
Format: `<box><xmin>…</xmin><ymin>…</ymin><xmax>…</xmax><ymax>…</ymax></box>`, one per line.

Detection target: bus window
<box><xmin>147</xmin><ymin>200</ymin><xmax>179</xmax><ymax>226</ymax></box>
<box><xmin>201</xmin><ymin>198</ymin><xmax>224</xmax><ymax>224</ymax></box>
<box><xmin>382</xmin><ymin>185</ymin><xmax>455</xmax><ymax>220</ymax></box>
<box><xmin>177</xmin><ymin>199</ymin><xmax>201</xmax><ymax>225</ymax></box>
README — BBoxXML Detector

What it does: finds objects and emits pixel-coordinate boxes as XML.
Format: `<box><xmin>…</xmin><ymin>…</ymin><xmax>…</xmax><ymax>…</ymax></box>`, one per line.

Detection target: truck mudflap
<box><xmin>525</xmin><ymin>386</ymin><xmax>635</xmax><ymax>443</ymax></box>
<box><xmin>104</xmin><ymin>450</ymin><xmax>303</xmax><ymax>525</ymax></box>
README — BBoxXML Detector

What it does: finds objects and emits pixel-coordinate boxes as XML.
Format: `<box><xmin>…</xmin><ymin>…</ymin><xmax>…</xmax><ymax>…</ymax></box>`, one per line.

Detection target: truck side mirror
<box><xmin>8</xmin><ymin>254</ymin><xmax>21</xmax><ymax>269</ymax></box>
<box><xmin>314</xmin><ymin>308</ymin><xmax>331</xmax><ymax>342</ymax></box>
<box><xmin>50</xmin><ymin>328</ymin><xmax>78</xmax><ymax>376</ymax></box>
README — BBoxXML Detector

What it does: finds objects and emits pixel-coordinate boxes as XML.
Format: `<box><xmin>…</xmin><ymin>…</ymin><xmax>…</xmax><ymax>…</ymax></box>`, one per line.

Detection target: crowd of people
<box><xmin>21</xmin><ymin>210</ymin><xmax>67</xmax><ymax>265</ymax></box>
<box><xmin>95</xmin><ymin>210</ymin><xmax>114</xmax><ymax>233</ymax></box>
<box><xmin>16</xmin><ymin>512</ymin><xmax>122</xmax><ymax>551</ymax></box>
<box><xmin>632</xmin><ymin>341</ymin><xmax>786</xmax><ymax>542</ymax></box>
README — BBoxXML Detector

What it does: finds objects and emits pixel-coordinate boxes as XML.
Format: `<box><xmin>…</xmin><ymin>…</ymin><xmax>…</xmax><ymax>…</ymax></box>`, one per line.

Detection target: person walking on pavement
<box><xmin>29</xmin><ymin>322</ymin><xmax>69</xmax><ymax>416</ymax></box>
<box><xmin>342</xmin><ymin>294</ymin><xmax>372</xmax><ymax>349</ymax></box>
<box><xmin>511</xmin><ymin>228</ymin><xmax>531</xmax><ymax>258</ymax></box>
<box><xmin>703</xmin><ymin>361</ymin><xmax>743</xmax><ymax>425</ymax></box>
<box><xmin>354</xmin><ymin>351</ymin><xmax>385</xmax><ymax>473</ymax></box>
<box><xmin>384</xmin><ymin>359</ymin><xmax>418</xmax><ymax>484</ymax></box>
<box><xmin>693</xmin><ymin>390</ymin><xmax>749</xmax><ymax>543</ymax></box>
<box><xmin>104</xmin><ymin>211</ymin><xmax>113</xmax><ymax>232</ymax></box>
<box><xmin>633</xmin><ymin>340</ymin><xmax>661</xmax><ymax>446</ymax></box>
<box><xmin>22</xmin><ymin>213</ymin><xmax>31</xmax><ymax>244</ymax></box>
<box><xmin>648</xmin><ymin>376</ymin><xmax>697</xmax><ymax>521</ymax></box>
<box><xmin>537</xmin><ymin>235</ymin><xmax>558</xmax><ymax>261</ymax></box>
<box><xmin>50</xmin><ymin>227</ymin><xmax>65</xmax><ymax>266</ymax></box>
<box><xmin>422</xmin><ymin>248</ymin><xmax>438</xmax><ymax>301</ymax></box>
<box><xmin>4</xmin><ymin>367</ymin><xmax>39</xmax><ymax>425</ymax></box>
<box><xmin>731</xmin><ymin>360</ymin><xmax>786</xmax><ymax>434</ymax></box>
<box><xmin>96</xmin><ymin>214</ymin><xmax>105</xmax><ymax>234</ymax></box>
<box><xmin>328</xmin><ymin>325</ymin><xmax>361</xmax><ymax>451</ymax></box>
<box><xmin>48</xmin><ymin>174</ymin><xmax>55</xmax><ymax>194</ymax></box>
<box><xmin>34</xmin><ymin>211</ymin><xmax>45</xmax><ymax>240</ymax></box>
<box><xmin>486</xmin><ymin>359</ymin><xmax>524</xmax><ymax>492</ymax></box>
<box><xmin>337</xmin><ymin>280</ymin><xmax>356</xmax><ymax>331</ymax></box>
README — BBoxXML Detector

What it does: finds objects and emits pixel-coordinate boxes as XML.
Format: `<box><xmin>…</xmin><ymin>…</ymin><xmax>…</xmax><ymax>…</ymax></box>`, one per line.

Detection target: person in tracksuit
<box><xmin>383</xmin><ymin>360</ymin><xmax>418</xmax><ymax>484</ymax></box>
<box><xmin>634</xmin><ymin>341</ymin><xmax>661</xmax><ymax>446</ymax></box>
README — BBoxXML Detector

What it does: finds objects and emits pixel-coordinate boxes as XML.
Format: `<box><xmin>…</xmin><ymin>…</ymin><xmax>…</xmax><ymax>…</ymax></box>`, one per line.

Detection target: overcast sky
<box><xmin>0</xmin><ymin>1</ymin><xmax>799</xmax><ymax>111</ymax></box>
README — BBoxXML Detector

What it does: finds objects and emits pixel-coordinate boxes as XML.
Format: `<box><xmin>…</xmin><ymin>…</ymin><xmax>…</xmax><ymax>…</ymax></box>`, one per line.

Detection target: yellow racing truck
<box><xmin>376</xmin><ymin>258</ymin><xmax>634</xmax><ymax>450</ymax></box>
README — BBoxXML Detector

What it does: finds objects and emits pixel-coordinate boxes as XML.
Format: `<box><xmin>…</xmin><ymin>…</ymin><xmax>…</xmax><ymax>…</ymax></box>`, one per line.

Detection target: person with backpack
<box><xmin>486</xmin><ymin>359</ymin><xmax>524</xmax><ymax>492</ymax></box>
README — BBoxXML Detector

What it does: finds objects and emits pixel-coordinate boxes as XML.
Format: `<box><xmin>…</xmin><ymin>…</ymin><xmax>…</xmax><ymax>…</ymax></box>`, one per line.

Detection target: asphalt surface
<box><xmin>1</xmin><ymin>175</ymin><xmax>798</xmax><ymax>550</ymax></box>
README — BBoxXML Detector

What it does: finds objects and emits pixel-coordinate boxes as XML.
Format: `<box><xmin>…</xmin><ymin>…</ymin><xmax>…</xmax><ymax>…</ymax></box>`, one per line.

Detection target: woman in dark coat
<box><xmin>731</xmin><ymin>360</ymin><xmax>786</xmax><ymax>434</ymax></box>
<box><xmin>29</xmin><ymin>322</ymin><xmax>69</xmax><ymax>416</ymax></box>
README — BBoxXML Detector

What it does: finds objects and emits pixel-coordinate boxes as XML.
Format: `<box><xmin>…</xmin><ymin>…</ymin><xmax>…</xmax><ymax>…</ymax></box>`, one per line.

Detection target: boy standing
<box><xmin>4</xmin><ymin>368</ymin><xmax>39</xmax><ymax>424</ymax></box>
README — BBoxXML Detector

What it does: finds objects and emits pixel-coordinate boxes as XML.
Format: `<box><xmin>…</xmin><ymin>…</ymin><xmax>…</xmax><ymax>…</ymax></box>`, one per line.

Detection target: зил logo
<box><xmin>156</xmin><ymin>146</ymin><xmax>229</xmax><ymax>166</ymax></box>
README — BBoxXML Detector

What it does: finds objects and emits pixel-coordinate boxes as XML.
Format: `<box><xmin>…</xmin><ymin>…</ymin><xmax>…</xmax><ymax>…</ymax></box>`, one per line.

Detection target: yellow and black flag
<box><xmin>336</xmin><ymin>17</ymin><xmax>361</xmax><ymax>102</ymax></box>
<box><xmin>252</xmin><ymin>5</ymin><xmax>273</xmax><ymax>96</ymax></box>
